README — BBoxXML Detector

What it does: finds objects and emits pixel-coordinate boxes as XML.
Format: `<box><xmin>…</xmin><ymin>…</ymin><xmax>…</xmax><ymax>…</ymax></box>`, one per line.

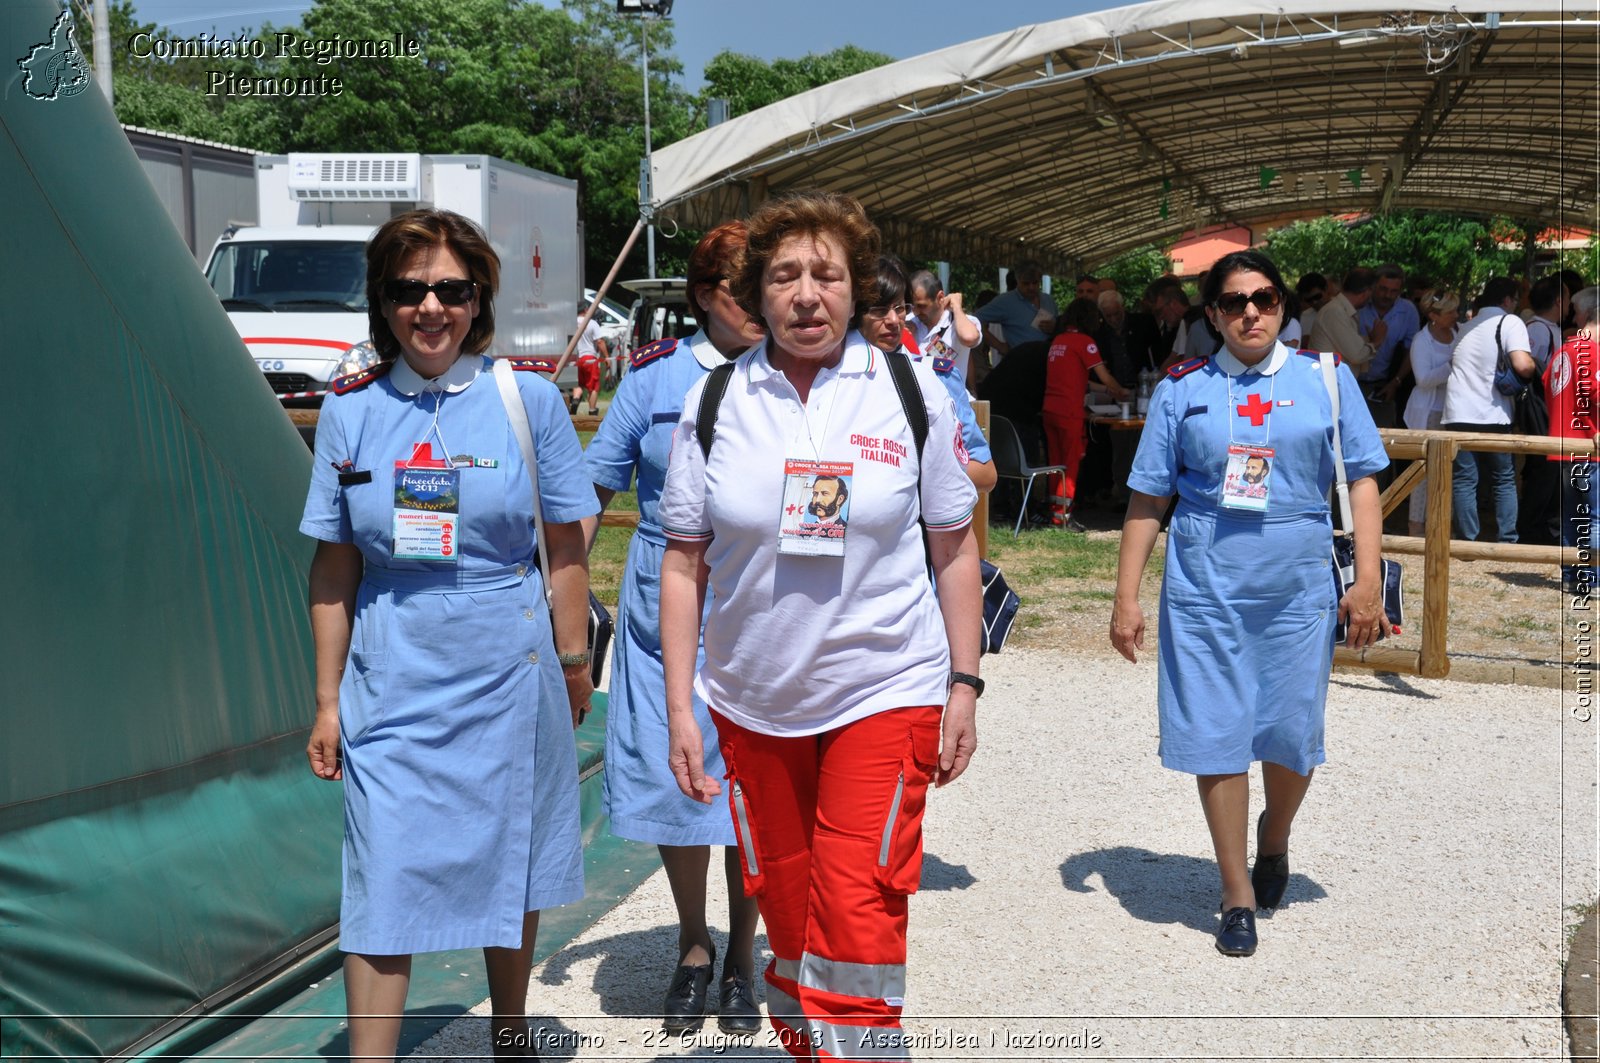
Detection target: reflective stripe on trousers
<box><xmin>808</xmin><ymin>1019</ymin><xmax>913</xmax><ymax>1062</ymax></box>
<box><xmin>712</xmin><ymin>706</ymin><xmax>941</xmax><ymax>1062</ymax></box>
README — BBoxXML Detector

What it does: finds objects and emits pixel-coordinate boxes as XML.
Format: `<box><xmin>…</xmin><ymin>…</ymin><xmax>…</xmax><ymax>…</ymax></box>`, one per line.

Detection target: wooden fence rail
<box><xmin>1333</xmin><ymin>428</ymin><xmax>1596</xmax><ymax>680</ymax></box>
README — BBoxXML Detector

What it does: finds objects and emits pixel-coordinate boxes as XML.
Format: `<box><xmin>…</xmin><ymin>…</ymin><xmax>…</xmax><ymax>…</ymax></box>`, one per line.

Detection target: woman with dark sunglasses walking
<box><xmin>1109</xmin><ymin>250</ymin><xmax>1391</xmax><ymax>958</ymax></box>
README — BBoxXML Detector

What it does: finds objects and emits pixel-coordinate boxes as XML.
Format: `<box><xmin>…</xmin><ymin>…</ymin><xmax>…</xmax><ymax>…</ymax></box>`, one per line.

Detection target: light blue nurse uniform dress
<box><xmin>1127</xmin><ymin>343</ymin><xmax>1388</xmax><ymax>776</ymax></box>
<box><xmin>300</xmin><ymin>354</ymin><xmax>599</xmax><ymax>955</ymax></box>
<box><xmin>583</xmin><ymin>333</ymin><xmax>736</xmax><ymax>846</ymax></box>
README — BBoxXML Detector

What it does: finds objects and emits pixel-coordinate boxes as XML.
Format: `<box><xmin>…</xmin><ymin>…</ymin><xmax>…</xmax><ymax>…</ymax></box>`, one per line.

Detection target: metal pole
<box><xmin>93</xmin><ymin>0</ymin><xmax>112</xmax><ymax>107</ymax></box>
<box><xmin>550</xmin><ymin>218</ymin><xmax>647</xmax><ymax>383</ymax></box>
<box><xmin>642</xmin><ymin>18</ymin><xmax>655</xmax><ymax>279</ymax></box>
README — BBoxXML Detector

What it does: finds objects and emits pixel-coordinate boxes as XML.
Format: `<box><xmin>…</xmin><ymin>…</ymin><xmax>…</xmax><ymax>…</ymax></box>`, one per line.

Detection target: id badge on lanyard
<box><xmin>393</xmin><ymin>442</ymin><xmax>461</xmax><ymax>562</ymax></box>
<box><xmin>777</xmin><ymin>458</ymin><xmax>853</xmax><ymax>557</ymax></box>
<box><xmin>1221</xmin><ymin>443</ymin><xmax>1274</xmax><ymax>512</ymax></box>
<box><xmin>1221</xmin><ymin>375</ymin><xmax>1275</xmax><ymax>512</ymax></box>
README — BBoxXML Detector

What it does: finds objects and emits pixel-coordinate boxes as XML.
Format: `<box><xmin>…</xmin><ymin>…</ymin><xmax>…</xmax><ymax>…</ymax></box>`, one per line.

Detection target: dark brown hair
<box><xmin>730</xmin><ymin>190</ymin><xmax>880</xmax><ymax>325</ymax></box>
<box><xmin>366</xmin><ymin>209</ymin><xmax>500</xmax><ymax>361</ymax></box>
<box><xmin>687</xmin><ymin>220</ymin><xmax>752</xmax><ymax>329</ymax></box>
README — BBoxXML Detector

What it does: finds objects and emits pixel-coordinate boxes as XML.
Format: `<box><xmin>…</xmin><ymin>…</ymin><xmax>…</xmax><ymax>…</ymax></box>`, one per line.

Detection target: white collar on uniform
<box><xmin>389</xmin><ymin>354</ymin><xmax>482</xmax><ymax>396</ymax></box>
<box><xmin>1214</xmin><ymin>341</ymin><xmax>1290</xmax><ymax>378</ymax></box>
<box><xmin>684</xmin><ymin>331</ymin><xmax>728</xmax><ymax>371</ymax></box>
<box><xmin>746</xmin><ymin>331</ymin><xmax>878</xmax><ymax>384</ymax></box>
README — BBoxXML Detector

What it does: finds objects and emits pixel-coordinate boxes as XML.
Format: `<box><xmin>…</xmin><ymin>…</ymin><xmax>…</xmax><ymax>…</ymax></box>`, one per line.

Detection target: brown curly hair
<box><xmin>687</xmin><ymin>220</ymin><xmax>752</xmax><ymax>330</ymax></box>
<box><xmin>366</xmin><ymin>209</ymin><xmax>500</xmax><ymax>361</ymax></box>
<box><xmin>730</xmin><ymin>191</ymin><xmax>880</xmax><ymax>328</ymax></box>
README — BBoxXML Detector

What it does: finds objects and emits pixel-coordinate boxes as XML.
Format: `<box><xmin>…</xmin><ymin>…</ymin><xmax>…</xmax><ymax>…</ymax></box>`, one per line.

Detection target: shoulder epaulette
<box><xmin>506</xmin><ymin>357</ymin><xmax>557</xmax><ymax>373</ymax></box>
<box><xmin>1166</xmin><ymin>357</ymin><xmax>1206</xmax><ymax>380</ymax></box>
<box><xmin>331</xmin><ymin>360</ymin><xmax>394</xmax><ymax>395</ymax></box>
<box><xmin>1296</xmin><ymin>348</ymin><xmax>1341</xmax><ymax>365</ymax></box>
<box><xmin>932</xmin><ymin>356</ymin><xmax>956</xmax><ymax>375</ymax></box>
<box><xmin>630</xmin><ymin>336</ymin><xmax>678</xmax><ymax>369</ymax></box>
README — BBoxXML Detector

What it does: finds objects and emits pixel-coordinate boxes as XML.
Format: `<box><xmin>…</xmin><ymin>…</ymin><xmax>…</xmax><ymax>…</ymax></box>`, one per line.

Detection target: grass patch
<box><xmin>1568</xmin><ymin>896</ymin><xmax>1597</xmax><ymax>954</ymax></box>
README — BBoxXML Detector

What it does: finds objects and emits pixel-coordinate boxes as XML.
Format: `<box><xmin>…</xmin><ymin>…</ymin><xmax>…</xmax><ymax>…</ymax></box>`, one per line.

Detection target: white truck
<box><xmin>204</xmin><ymin>152</ymin><xmax>581</xmax><ymax>402</ymax></box>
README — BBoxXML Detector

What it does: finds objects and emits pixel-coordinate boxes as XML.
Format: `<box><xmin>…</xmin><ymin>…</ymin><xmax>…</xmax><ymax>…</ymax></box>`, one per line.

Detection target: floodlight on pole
<box><xmin>617</xmin><ymin>0</ymin><xmax>673</xmax><ymax>278</ymax></box>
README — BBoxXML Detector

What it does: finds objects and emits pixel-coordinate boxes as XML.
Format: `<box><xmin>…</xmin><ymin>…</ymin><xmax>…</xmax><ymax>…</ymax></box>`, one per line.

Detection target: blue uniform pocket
<box><xmin>341</xmin><ymin>650</ymin><xmax>389</xmax><ymax>743</ymax></box>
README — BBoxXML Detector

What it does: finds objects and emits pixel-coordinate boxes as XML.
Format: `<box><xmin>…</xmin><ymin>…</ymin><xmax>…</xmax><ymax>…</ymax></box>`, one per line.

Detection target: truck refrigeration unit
<box><xmin>204</xmin><ymin>152</ymin><xmax>581</xmax><ymax>403</ymax></box>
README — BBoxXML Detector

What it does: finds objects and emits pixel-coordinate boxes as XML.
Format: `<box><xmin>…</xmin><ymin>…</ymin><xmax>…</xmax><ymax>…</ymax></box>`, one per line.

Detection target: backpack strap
<box><xmin>883</xmin><ymin>349</ymin><xmax>928</xmax><ymax>462</ymax></box>
<box><xmin>695</xmin><ymin>362</ymin><xmax>736</xmax><ymax>459</ymax></box>
<box><xmin>883</xmin><ymin>349</ymin><xmax>934</xmax><ymax>570</ymax></box>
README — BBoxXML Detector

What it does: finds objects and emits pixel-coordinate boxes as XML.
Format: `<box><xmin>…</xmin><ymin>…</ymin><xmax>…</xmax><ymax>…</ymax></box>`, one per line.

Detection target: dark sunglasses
<box><xmin>383</xmin><ymin>278</ymin><xmax>478</xmax><ymax>306</ymax></box>
<box><xmin>1212</xmin><ymin>287</ymin><xmax>1282</xmax><ymax>315</ymax></box>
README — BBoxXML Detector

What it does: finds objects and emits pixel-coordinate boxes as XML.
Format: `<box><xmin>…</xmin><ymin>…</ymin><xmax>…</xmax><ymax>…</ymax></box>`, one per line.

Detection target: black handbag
<box><xmin>1317</xmin><ymin>351</ymin><xmax>1404</xmax><ymax>643</ymax></box>
<box><xmin>979</xmin><ymin>559</ymin><xmax>1020</xmax><ymax>654</ymax></box>
<box><xmin>1331</xmin><ymin>533</ymin><xmax>1404</xmax><ymax>643</ymax></box>
<box><xmin>1491</xmin><ymin>317</ymin><xmax>1550</xmax><ymax>435</ymax></box>
<box><xmin>584</xmin><ymin>592</ymin><xmax>614</xmax><ymax>689</ymax></box>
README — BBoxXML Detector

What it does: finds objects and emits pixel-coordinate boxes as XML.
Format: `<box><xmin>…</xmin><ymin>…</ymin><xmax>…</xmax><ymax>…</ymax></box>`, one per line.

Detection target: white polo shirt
<box><xmin>575</xmin><ymin>316</ymin><xmax>604</xmax><ymax>360</ymax></box>
<box><xmin>1443</xmin><ymin>307</ymin><xmax>1530</xmax><ymax>426</ymax></box>
<box><xmin>908</xmin><ymin>309</ymin><xmax>982</xmax><ymax>382</ymax></box>
<box><xmin>659</xmin><ymin>332</ymin><xmax>977</xmax><ymax>737</ymax></box>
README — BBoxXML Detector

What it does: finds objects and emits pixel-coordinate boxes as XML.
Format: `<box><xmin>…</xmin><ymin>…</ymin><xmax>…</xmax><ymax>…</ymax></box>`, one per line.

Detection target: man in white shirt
<box><xmin>570</xmin><ymin>308</ymin><xmax>609</xmax><ymax>416</ymax></box>
<box><xmin>1441</xmin><ymin>277</ymin><xmax>1538</xmax><ymax>542</ymax></box>
<box><xmin>907</xmin><ymin>270</ymin><xmax>982</xmax><ymax>392</ymax></box>
<box><xmin>1307</xmin><ymin>267</ymin><xmax>1385</xmax><ymax>378</ymax></box>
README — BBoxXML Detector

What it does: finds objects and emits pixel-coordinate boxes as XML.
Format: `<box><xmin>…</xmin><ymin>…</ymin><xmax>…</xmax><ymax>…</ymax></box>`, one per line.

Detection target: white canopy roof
<box><xmin>648</xmin><ymin>0</ymin><xmax>1597</xmax><ymax>271</ymax></box>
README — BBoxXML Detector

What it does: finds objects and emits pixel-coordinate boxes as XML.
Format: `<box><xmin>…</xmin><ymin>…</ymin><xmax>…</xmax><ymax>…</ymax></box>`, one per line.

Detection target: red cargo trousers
<box><xmin>712</xmin><ymin>705</ymin><xmax>942</xmax><ymax>1062</ymax></box>
<box><xmin>1042</xmin><ymin>413</ymin><xmax>1087</xmax><ymax>521</ymax></box>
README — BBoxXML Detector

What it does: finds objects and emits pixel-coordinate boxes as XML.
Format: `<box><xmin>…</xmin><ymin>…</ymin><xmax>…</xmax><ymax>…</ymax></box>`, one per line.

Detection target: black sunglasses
<box><xmin>1212</xmin><ymin>287</ymin><xmax>1282</xmax><ymax>316</ymax></box>
<box><xmin>383</xmin><ymin>278</ymin><xmax>478</xmax><ymax>306</ymax></box>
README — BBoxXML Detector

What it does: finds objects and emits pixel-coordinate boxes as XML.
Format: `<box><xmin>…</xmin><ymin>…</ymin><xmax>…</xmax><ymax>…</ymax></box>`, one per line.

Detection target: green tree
<box><xmin>701</xmin><ymin>45</ymin><xmax>893</xmax><ymax>118</ymax></box>
<box><xmin>1095</xmin><ymin>244</ymin><xmax>1174</xmax><ymax>299</ymax></box>
<box><xmin>1263</xmin><ymin>212</ymin><xmax>1524</xmax><ymax>294</ymax></box>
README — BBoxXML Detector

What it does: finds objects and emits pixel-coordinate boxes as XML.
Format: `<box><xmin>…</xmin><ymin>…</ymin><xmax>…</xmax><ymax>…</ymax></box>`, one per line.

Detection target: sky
<box><xmin>124</xmin><ymin>0</ymin><xmax>1113</xmax><ymax>92</ymax></box>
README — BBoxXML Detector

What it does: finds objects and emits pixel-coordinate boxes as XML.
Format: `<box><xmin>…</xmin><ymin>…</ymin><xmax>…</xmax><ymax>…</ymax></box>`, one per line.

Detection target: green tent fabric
<box><xmin>2</xmin><ymin>3</ymin><xmax>339</xmax><ymax>1055</ymax></box>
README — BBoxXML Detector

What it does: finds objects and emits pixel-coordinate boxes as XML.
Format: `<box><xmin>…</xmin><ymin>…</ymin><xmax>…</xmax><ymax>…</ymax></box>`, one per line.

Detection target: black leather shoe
<box><xmin>1252</xmin><ymin>810</ymin><xmax>1290</xmax><ymax>910</ymax></box>
<box><xmin>662</xmin><ymin>943</ymin><xmax>715</xmax><ymax>1033</ymax></box>
<box><xmin>717</xmin><ymin>971</ymin><xmax>762</xmax><ymax>1035</ymax></box>
<box><xmin>1216</xmin><ymin>906</ymin><xmax>1258</xmax><ymax>956</ymax></box>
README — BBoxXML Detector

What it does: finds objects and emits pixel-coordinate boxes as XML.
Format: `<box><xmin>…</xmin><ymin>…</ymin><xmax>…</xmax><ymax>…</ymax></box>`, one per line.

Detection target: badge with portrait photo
<box><xmin>777</xmin><ymin>458</ymin><xmax>853</xmax><ymax>557</ymax></box>
<box><xmin>1221</xmin><ymin>443</ymin><xmax>1274</xmax><ymax>512</ymax></box>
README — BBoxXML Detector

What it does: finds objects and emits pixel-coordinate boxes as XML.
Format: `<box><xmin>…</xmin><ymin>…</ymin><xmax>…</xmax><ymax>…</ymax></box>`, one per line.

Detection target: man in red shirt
<box><xmin>1044</xmin><ymin>298</ymin><xmax>1129</xmax><ymax>529</ymax></box>
<box><xmin>1544</xmin><ymin>286</ymin><xmax>1599</xmax><ymax>595</ymax></box>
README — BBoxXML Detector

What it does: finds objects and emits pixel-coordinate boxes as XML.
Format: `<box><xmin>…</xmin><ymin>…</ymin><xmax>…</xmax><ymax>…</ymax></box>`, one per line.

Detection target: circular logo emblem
<box><xmin>1550</xmin><ymin>351</ymin><xmax>1572</xmax><ymax>396</ymax></box>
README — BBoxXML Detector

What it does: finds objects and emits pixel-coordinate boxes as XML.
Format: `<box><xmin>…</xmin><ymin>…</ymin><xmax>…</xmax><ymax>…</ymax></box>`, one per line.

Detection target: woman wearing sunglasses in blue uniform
<box><xmin>301</xmin><ymin>208</ymin><xmax>598</xmax><ymax>1059</ymax></box>
<box><xmin>1110</xmin><ymin>250</ymin><xmax>1390</xmax><ymax>958</ymax></box>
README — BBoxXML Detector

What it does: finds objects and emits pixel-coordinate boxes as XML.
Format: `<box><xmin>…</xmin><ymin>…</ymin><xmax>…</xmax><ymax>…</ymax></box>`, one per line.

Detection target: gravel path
<box><xmin>415</xmin><ymin>647</ymin><xmax>1595</xmax><ymax>1061</ymax></box>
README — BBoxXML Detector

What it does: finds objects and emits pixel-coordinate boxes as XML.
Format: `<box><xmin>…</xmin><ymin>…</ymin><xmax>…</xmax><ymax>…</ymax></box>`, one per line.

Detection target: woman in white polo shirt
<box><xmin>658</xmin><ymin>190</ymin><xmax>982</xmax><ymax>1062</ymax></box>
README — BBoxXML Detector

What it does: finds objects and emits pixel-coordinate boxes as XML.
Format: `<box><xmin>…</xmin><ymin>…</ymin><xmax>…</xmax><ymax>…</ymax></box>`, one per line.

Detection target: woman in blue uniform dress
<box><xmin>1109</xmin><ymin>250</ymin><xmax>1390</xmax><ymax>958</ymax></box>
<box><xmin>583</xmin><ymin>222</ymin><xmax>764</xmax><ymax>1032</ymax></box>
<box><xmin>302</xmin><ymin>209</ymin><xmax>598</xmax><ymax>1060</ymax></box>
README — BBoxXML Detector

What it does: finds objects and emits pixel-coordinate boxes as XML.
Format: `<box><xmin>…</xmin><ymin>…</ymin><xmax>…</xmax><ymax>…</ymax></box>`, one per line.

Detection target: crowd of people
<box><xmin>298</xmin><ymin>193</ymin><xmax>1595</xmax><ymax>1059</ymax></box>
<box><xmin>972</xmin><ymin>257</ymin><xmax>1596</xmax><ymax>571</ymax></box>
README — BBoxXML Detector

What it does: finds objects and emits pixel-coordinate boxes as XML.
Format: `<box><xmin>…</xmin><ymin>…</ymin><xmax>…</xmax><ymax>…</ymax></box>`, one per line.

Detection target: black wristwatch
<box><xmin>949</xmin><ymin>671</ymin><xmax>984</xmax><ymax>698</ymax></box>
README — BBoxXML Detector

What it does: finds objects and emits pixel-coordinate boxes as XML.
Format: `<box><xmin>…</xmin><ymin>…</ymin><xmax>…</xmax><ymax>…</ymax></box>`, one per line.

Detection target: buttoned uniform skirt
<box><xmin>1156</xmin><ymin>503</ymin><xmax>1337</xmax><ymax>776</ymax></box>
<box><xmin>602</xmin><ymin>526</ymin><xmax>734</xmax><ymax>846</ymax></box>
<box><xmin>338</xmin><ymin>563</ymin><xmax>584</xmax><ymax>956</ymax></box>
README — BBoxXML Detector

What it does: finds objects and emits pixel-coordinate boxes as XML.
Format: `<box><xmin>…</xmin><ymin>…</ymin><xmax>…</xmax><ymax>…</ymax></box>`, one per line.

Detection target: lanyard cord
<box><xmin>406</xmin><ymin>384</ymin><xmax>455</xmax><ymax>467</ymax></box>
<box><xmin>1225</xmin><ymin>369</ymin><xmax>1275</xmax><ymax>449</ymax></box>
<box><xmin>793</xmin><ymin>367</ymin><xmax>841</xmax><ymax>462</ymax></box>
